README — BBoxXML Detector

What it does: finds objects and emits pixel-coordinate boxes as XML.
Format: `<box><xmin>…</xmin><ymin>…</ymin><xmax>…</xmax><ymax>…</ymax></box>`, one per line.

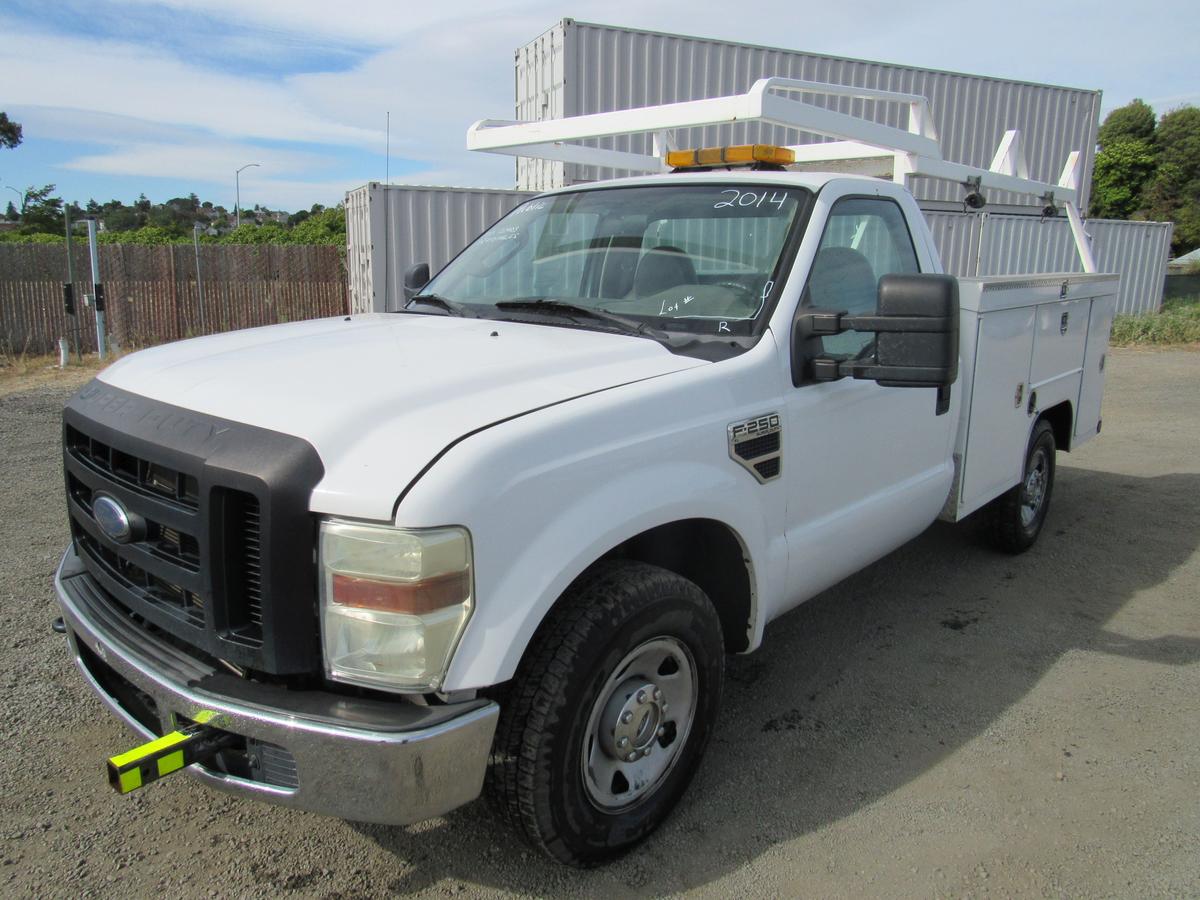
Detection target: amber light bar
<box><xmin>666</xmin><ymin>144</ymin><xmax>796</xmax><ymax>169</ymax></box>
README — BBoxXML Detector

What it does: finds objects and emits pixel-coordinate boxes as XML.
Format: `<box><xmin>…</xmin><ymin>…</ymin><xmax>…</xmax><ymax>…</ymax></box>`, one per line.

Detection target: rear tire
<box><xmin>486</xmin><ymin>560</ymin><xmax>724</xmax><ymax>867</ymax></box>
<box><xmin>986</xmin><ymin>419</ymin><xmax>1056</xmax><ymax>554</ymax></box>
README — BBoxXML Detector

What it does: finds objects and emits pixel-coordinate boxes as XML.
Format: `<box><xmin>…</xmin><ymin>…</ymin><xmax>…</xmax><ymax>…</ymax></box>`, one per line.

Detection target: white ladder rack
<box><xmin>467</xmin><ymin>78</ymin><xmax>1095</xmax><ymax>272</ymax></box>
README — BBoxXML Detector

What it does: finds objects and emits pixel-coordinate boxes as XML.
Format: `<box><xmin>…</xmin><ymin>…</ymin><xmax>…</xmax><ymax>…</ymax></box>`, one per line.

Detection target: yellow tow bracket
<box><xmin>106</xmin><ymin>712</ymin><xmax>234</xmax><ymax>794</ymax></box>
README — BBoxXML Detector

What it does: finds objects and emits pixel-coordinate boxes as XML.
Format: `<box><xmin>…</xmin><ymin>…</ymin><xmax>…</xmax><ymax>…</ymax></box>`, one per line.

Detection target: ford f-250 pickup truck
<box><xmin>54</xmin><ymin>80</ymin><xmax>1116</xmax><ymax>865</ymax></box>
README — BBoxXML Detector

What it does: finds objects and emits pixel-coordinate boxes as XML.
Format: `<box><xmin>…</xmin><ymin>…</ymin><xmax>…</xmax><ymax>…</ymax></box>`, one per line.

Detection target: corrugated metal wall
<box><xmin>344</xmin><ymin>184</ymin><xmax>532</xmax><ymax>313</ymax></box>
<box><xmin>921</xmin><ymin>211</ymin><xmax>1172</xmax><ymax>314</ymax></box>
<box><xmin>976</xmin><ymin>214</ymin><xmax>1080</xmax><ymax>276</ymax></box>
<box><xmin>1087</xmin><ymin>219</ymin><xmax>1174</xmax><ymax>314</ymax></box>
<box><xmin>515</xmin><ymin>20</ymin><xmax>1102</xmax><ymax>210</ymax></box>
<box><xmin>923</xmin><ymin>210</ymin><xmax>983</xmax><ymax>277</ymax></box>
<box><xmin>344</xmin><ymin>184</ymin><xmax>376</xmax><ymax>315</ymax></box>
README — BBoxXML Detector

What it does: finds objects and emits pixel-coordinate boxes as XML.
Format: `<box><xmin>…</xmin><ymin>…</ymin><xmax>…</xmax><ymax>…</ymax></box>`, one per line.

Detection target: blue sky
<box><xmin>1</xmin><ymin>0</ymin><xmax>1197</xmax><ymax>213</ymax></box>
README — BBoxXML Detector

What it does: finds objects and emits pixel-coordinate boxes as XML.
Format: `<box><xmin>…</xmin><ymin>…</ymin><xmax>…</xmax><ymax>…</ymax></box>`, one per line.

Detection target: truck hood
<box><xmin>98</xmin><ymin>313</ymin><xmax>706</xmax><ymax>520</ymax></box>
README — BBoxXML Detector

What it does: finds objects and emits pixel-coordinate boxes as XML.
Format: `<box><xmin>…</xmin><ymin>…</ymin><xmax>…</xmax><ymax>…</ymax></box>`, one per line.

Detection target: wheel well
<box><xmin>1038</xmin><ymin>400</ymin><xmax>1074</xmax><ymax>452</ymax></box>
<box><xmin>602</xmin><ymin>518</ymin><xmax>754</xmax><ymax>653</ymax></box>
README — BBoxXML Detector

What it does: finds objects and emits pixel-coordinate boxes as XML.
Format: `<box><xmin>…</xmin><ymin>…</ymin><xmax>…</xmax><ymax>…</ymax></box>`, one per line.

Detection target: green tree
<box><xmin>1143</xmin><ymin>106</ymin><xmax>1200</xmax><ymax>252</ymax></box>
<box><xmin>0</xmin><ymin>112</ymin><xmax>21</xmax><ymax>149</ymax></box>
<box><xmin>3</xmin><ymin>201</ymin><xmax>16</xmax><ymax>221</ymax></box>
<box><xmin>1090</xmin><ymin>138</ymin><xmax>1158</xmax><ymax>219</ymax></box>
<box><xmin>1097</xmin><ymin>99</ymin><xmax>1156</xmax><ymax>148</ymax></box>
<box><xmin>20</xmin><ymin>184</ymin><xmax>63</xmax><ymax>232</ymax></box>
<box><xmin>288</xmin><ymin>206</ymin><xmax>345</xmax><ymax>244</ymax></box>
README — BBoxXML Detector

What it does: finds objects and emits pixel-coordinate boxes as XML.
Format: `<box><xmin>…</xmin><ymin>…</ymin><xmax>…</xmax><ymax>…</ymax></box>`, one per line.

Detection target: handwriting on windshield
<box><xmin>714</xmin><ymin>190</ymin><xmax>789</xmax><ymax>211</ymax></box>
<box><xmin>481</xmin><ymin>225</ymin><xmax>522</xmax><ymax>243</ymax></box>
<box><xmin>659</xmin><ymin>295</ymin><xmax>695</xmax><ymax>316</ymax></box>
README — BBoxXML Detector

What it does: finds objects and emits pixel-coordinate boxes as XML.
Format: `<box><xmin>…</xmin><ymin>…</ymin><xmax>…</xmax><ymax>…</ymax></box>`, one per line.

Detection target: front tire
<box><xmin>487</xmin><ymin>560</ymin><xmax>724</xmax><ymax>867</ymax></box>
<box><xmin>986</xmin><ymin>419</ymin><xmax>1056</xmax><ymax>554</ymax></box>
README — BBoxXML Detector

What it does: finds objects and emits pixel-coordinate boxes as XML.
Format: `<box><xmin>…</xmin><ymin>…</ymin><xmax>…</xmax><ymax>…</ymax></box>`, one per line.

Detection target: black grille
<box><xmin>220</xmin><ymin>490</ymin><xmax>264</xmax><ymax>646</ymax></box>
<box><xmin>733</xmin><ymin>431</ymin><xmax>780</xmax><ymax>460</ymax></box>
<box><xmin>754</xmin><ymin>457</ymin><xmax>781</xmax><ymax>479</ymax></box>
<box><xmin>76</xmin><ymin>528</ymin><xmax>206</xmax><ymax>627</ymax></box>
<box><xmin>63</xmin><ymin>381</ymin><xmax>324</xmax><ymax>674</ymax></box>
<box><xmin>67</xmin><ymin>425</ymin><xmax>199</xmax><ymax>508</ymax></box>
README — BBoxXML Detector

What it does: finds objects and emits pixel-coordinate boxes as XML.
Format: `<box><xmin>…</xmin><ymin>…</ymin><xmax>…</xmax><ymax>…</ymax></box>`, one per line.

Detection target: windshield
<box><xmin>415</xmin><ymin>183</ymin><xmax>810</xmax><ymax>338</ymax></box>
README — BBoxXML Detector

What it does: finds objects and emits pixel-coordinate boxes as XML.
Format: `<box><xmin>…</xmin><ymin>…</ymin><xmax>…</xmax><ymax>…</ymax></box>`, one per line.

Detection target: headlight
<box><xmin>319</xmin><ymin>519</ymin><xmax>473</xmax><ymax>692</ymax></box>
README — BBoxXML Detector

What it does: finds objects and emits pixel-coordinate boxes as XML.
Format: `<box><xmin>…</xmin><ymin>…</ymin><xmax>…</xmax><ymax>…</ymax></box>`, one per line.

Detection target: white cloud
<box><xmin>109</xmin><ymin>0</ymin><xmax>550</xmax><ymax>46</ymax></box>
<box><xmin>4</xmin><ymin>0</ymin><xmax>1199</xmax><ymax>209</ymax></box>
<box><xmin>1</xmin><ymin>17</ymin><xmax>379</xmax><ymax>148</ymax></box>
<box><xmin>61</xmin><ymin>141</ymin><xmax>330</xmax><ymax>182</ymax></box>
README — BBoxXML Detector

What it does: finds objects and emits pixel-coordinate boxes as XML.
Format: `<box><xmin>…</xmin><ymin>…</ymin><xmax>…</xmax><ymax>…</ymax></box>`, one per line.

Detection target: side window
<box><xmin>803</xmin><ymin>197</ymin><xmax>920</xmax><ymax>358</ymax></box>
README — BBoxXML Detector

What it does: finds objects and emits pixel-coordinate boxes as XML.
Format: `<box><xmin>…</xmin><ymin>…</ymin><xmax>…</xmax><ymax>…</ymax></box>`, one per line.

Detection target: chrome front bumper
<box><xmin>54</xmin><ymin>546</ymin><xmax>499</xmax><ymax>825</ymax></box>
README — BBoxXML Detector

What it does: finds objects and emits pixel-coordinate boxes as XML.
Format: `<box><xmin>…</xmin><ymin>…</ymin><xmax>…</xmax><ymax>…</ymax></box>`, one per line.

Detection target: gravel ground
<box><xmin>1</xmin><ymin>348</ymin><xmax>1197</xmax><ymax>898</ymax></box>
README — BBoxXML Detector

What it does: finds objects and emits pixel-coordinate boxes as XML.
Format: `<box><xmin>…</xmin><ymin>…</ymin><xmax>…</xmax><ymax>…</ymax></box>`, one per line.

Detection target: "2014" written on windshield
<box><xmin>713</xmin><ymin>189</ymin><xmax>790</xmax><ymax>210</ymax></box>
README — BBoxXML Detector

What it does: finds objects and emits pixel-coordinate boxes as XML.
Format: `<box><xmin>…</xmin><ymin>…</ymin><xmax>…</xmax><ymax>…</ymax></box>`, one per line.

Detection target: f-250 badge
<box><xmin>728</xmin><ymin>413</ymin><xmax>782</xmax><ymax>483</ymax></box>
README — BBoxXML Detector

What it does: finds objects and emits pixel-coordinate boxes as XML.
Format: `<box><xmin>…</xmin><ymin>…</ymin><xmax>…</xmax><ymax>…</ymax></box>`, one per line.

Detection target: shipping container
<box><xmin>515</xmin><ymin>20</ymin><xmax>1102</xmax><ymax>211</ymax></box>
<box><xmin>345</xmin><ymin>183</ymin><xmax>532</xmax><ymax>313</ymax></box>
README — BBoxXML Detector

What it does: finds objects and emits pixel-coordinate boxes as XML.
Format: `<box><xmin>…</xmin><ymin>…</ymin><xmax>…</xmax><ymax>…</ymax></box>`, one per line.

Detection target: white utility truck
<box><xmin>55</xmin><ymin>80</ymin><xmax>1116</xmax><ymax>866</ymax></box>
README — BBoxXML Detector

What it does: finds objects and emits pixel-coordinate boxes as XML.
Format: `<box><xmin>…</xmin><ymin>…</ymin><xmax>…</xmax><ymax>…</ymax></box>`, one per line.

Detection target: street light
<box><xmin>235</xmin><ymin>163</ymin><xmax>261</xmax><ymax>229</ymax></box>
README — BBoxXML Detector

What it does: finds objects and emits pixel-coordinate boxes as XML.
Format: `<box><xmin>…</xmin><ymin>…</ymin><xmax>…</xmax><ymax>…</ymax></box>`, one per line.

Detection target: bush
<box><xmin>1110</xmin><ymin>295</ymin><xmax>1200</xmax><ymax>345</ymax></box>
<box><xmin>97</xmin><ymin>225</ymin><xmax>188</xmax><ymax>245</ymax></box>
<box><xmin>0</xmin><ymin>206</ymin><xmax>345</xmax><ymax>246</ymax></box>
<box><xmin>0</xmin><ymin>231</ymin><xmax>64</xmax><ymax>244</ymax></box>
<box><xmin>217</xmin><ymin>222</ymin><xmax>290</xmax><ymax>244</ymax></box>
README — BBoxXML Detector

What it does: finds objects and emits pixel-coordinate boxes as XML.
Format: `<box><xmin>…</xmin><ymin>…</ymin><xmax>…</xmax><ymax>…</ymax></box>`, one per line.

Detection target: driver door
<box><xmin>781</xmin><ymin>192</ymin><xmax>955</xmax><ymax>607</ymax></box>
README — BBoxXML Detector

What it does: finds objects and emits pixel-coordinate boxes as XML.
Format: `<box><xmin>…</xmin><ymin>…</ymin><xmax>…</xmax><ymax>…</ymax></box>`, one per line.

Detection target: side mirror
<box><xmin>403</xmin><ymin>262</ymin><xmax>430</xmax><ymax>301</ymax></box>
<box><xmin>792</xmin><ymin>272</ymin><xmax>959</xmax><ymax>393</ymax></box>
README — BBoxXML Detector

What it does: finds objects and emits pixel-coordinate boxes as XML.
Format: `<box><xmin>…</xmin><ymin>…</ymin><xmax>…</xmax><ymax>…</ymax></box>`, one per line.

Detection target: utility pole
<box><xmin>86</xmin><ymin>218</ymin><xmax>107</xmax><ymax>360</ymax></box>
<box><xmin>63</xmin><ymin>209</ymin><xmax>81</xmax><ymax>361</ymax></box>
<box><xmin>193</xmin><ymin>223</ymin><xmax>206</xmax><ymax>333</ymax></box>
<box><xmin>235</xmin><ymin>162</ymin><xmax>260</xmax><ymax>229</ymax></box>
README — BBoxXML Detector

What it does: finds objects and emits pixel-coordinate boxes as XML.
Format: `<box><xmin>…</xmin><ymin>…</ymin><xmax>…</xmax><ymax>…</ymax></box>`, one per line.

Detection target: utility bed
<box><xmin>945</xmin><ymin>273</ymin><xmax>1118</xmax><ymax>521</ymax></box>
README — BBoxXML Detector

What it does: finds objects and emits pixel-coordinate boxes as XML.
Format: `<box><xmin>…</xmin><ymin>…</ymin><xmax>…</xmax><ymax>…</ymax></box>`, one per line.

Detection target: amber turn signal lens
<box><xmin>331</xmin><ymin>570</ymin><xmax>470</xmax><ymax>615</ymax></box>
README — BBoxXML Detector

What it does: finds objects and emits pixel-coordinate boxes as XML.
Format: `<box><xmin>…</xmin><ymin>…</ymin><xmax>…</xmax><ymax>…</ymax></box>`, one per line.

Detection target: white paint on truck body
<box><xmin>97</xmin><ymin>313</ymin><xmax>706</xmax><ymax>522</ymax></box>
<box><xmin>96</xmin><ymin>170</ymin><xmax>1118</xmax><ymax>693</ymax></box>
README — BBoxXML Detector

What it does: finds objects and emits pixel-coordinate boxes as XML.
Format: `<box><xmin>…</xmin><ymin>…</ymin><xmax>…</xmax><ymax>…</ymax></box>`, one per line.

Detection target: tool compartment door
<box><xmin>1075</xmin><ymin>291</ymin><xmax>1117</xmax><ymax>444</ymax></box>
<box><xmin>959</xmin><ymin>306</ymin><xmax>1036</xmax><ymax>515</ymax></box>
<box><xmin>1029</xmin><ymin>297</ymin><xmax>1090</xmax><ymax>415</ymax></box>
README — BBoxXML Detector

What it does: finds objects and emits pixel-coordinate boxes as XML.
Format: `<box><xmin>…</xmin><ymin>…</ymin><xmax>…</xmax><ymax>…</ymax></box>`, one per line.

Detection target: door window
<box><xmin>802</xmin><ymin>197</ymin><xmax>920</xmax><ymax>358</ymax></box>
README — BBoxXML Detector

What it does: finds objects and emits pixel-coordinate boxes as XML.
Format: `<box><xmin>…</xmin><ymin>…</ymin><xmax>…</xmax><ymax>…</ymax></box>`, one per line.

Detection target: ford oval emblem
<box><xmin>93</xmin><ymin>495</ymin><xmax>134</xmax><ymax>544</ymax></box>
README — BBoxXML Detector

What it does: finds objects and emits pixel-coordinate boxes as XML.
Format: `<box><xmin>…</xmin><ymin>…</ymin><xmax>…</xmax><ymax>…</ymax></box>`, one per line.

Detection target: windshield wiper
<box><xmin>406</xmin><ymin>293</ymin><xmax>472</xmax><ymax>317</ymax></box>
<box><xmin>493</xmin><ymin>298</ymin><xmax>666</xmax><ymax>340</ymax></box>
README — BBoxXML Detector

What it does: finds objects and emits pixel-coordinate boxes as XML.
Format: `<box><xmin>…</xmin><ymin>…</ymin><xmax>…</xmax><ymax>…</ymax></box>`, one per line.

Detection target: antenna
<box><xmin>385</xmin><ymin>111</ymin><xmax>390</xmax><ymax>184</ymax></box>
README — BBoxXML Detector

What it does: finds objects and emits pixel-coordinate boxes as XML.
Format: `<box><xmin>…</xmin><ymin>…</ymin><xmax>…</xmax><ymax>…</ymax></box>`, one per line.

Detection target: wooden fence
<box><xmin>0</xmin><ymin>243</ymin><xmax>348</xmax><ymax>356</ymax></box>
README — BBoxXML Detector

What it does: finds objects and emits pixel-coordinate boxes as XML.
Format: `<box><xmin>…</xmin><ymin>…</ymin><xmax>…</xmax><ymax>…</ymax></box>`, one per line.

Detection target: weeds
<box><xmin>1110</xmin><ymin>295</ymin><xmax>1200</xmax><ymax>346</ymax></box>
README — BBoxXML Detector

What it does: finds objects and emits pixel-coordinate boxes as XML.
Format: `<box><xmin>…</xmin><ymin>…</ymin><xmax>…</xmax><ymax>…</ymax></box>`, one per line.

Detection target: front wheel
<box><xmin>487</xmin><ymin>560</ymin><xmax>724</xmax><ymax>867</ymax></box>
<box><xmin>986</xmin><ymin>419</ymin><xmax>1057</xmax><ymax>554</ymax></box>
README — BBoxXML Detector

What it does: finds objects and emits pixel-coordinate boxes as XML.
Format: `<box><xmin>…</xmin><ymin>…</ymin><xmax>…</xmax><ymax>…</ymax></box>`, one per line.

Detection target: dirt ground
<box><xmin>1</xmin><ymin>348</ymin><xmax>1197</xmax><ymax>898</ymax></box>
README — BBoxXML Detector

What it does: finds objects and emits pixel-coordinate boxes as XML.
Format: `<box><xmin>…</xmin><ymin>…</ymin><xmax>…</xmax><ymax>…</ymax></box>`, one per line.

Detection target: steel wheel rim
<box><xmin>1020</xmin><ymin>447</ymin><xmax>1049</xmax><ymax>527</ymax></box>
<box><xmin>581</xmin><ymin>636</ymin><xmax>698</xmax><ymax>812</ymax></box>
